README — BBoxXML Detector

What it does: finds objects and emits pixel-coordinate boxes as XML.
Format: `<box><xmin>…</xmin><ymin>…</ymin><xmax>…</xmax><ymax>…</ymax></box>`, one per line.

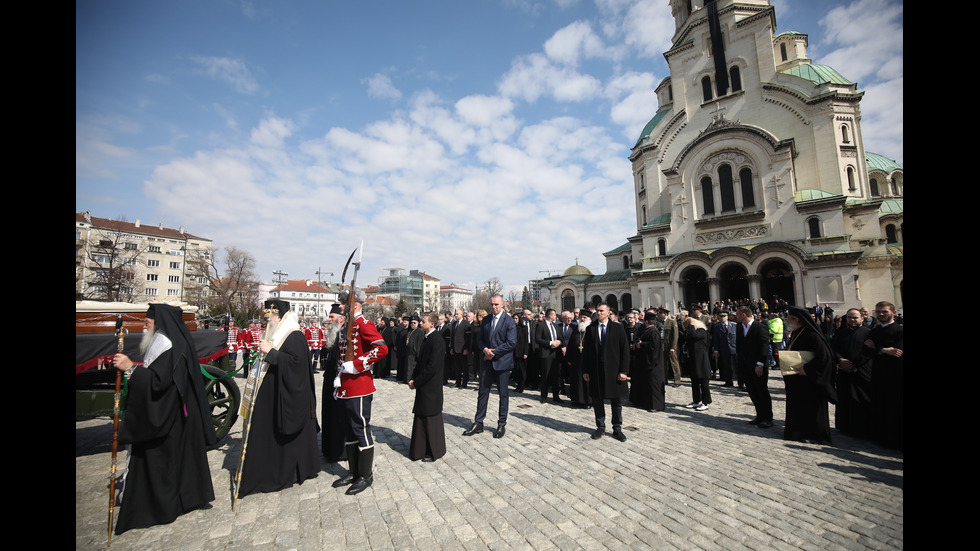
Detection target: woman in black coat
<box><xmin>683</xmin><ymin>317</ymin><xmax>712</xmax><ymax>410</ymax></box>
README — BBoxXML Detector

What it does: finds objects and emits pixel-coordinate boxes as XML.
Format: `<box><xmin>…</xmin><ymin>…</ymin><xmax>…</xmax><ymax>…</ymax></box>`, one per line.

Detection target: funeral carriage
<box><xmin>75</xmin><ymin>301</ymin><xmax>241</xmax><ymax>443</ymax></box>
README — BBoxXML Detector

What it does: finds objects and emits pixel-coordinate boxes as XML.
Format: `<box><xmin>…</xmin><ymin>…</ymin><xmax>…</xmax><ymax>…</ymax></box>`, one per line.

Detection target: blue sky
<box><xmin>76</xmin><ymin>0</ymin><xmax>903</xmax><ymax>296</ymax></box>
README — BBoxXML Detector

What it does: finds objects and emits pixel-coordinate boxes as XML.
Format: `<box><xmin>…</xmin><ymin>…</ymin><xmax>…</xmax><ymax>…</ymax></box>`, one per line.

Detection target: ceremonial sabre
<box><xmin>231</xmin><ymin>310</ymin><xmax>274</xmax><ymax>511</ymax></box>
<box><xmin>107</xmin><ymin>315</ymin><xmax>127</xmax><ymax>546</ymax></box>
<box><xmin>335</xmin><ymin>244</ymin><xmax>362</xmax><ymax>389</ymax></box>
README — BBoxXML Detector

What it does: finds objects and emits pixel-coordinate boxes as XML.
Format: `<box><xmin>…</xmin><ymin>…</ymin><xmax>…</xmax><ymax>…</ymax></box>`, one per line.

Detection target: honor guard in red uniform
<box><xmin>332</xmin><ymin>288</ymin><xmax>388</xmax><ymax>495</ymax></box>
<box><xmin>306</xmin><ymin>321</ymin><xmax>324</xmax><ymax>372</ymax></box>
<box><xmin>224</xmin><ymin>318</ymin><xmax>241</xmax><ymax>363</ymax></box>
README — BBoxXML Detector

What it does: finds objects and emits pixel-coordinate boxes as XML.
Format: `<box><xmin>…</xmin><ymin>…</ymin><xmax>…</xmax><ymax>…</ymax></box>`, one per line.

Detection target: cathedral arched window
<box><xmin>807</xmin><ymin>217</ymin><xmax>822</xmax><ymax>239</ymax></box>
<box><xmin>702</xmin><ymin>76</ymin><xmax>713</xmax><ymax>102</ymax></box>
<box><xmin>658</xmin><ymin>238</ymin><xmax>667</xmax><ymax>256</ymax></box>
<box><xmin>890</xmin><ymin>177</ymin><xmax>899</xmax><ymax>195</ymax></box>
<box><xmin>668</xmin><ymin>84</ymin><xmax>673</xmax><ymax>101</ymax></box>
<box><xmin>719</xmin><ymin>164</ymin><xmax>736</xmax><ymax>212</ymax></box>
<box><xmin>700</xmin><ymin>176</ymin><xmax>715</xmax><ymax>215</ymax></box>
<box><xmin>847</xmin><ymin>166</ymin><xmax>856</xmax><ymax>191</ymax></box>
<box><xmin>870</xmin><ymin>178</ymin><xmax>880</xmax><ymax>197</ymax></box>
<box><xmin>642</xmin><ymin>205</ymin><xmax>647</xmax><ymax>225</ymax></box>
<box><xmin>623</xmin><ymin>256</ymin><xmax>630</xmax><ymax>269</ymax></box>
<box><xmin>841</xmin><ymin>124</ymin><xmax>851</xmax><ymax>144</ymax></box>
<box><xmin>739</xmin><ymin>168</ymin><xmax>755</xmax><ymax>207</ymax></box>
<box><xmin>885</xmin><ymin>224</ymin><xmax>898</xmax><ymax>243</ymax></box>
<box><xmin>730</xmin><ymin>66</ymin><xmax>742</xmax><ymax>92</ymax></box>
<box><xmin>780</xmin><ymin>43</ymin><xmax>788</xmax><ymax>62</ymax></box>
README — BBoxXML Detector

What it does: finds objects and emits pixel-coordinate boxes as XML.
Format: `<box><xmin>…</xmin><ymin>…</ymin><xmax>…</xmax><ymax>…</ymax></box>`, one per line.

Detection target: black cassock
<box><xmin>409</xmin><ymin>332</ymin><xmax>446</xmax><ymax>461</ymax></box>
<box><xmin>115</xmin><ymin>344</ymin><xmax>215</xmax><ymax>535</ymax></box>
<box><xmin>868</xmin><ymin>322</ymin><xmax>903</xmax><ymax>450</ymax></box>
<box><xmin>630</xmin><ymin>325</ymin><xmax>664</xmax><ymax>411</ymax></box>
<box><xmin>783</xmin><ymin>327</ymin><xmax>837</xmax><ymax>445</ymax></box>
<box><xmin>239</xmin><ymin>330</ymin><xmax>320</xmax><ymax>496</ymax></box>
<box><xmin>320</xmin><ymin>339</ymin><xmax>346</xmax><ymax>463</ymax></box>
<box><xmin>831</xmin><ymin>325</ymin><xmax>873</xmax><ymax>439</ymax></box>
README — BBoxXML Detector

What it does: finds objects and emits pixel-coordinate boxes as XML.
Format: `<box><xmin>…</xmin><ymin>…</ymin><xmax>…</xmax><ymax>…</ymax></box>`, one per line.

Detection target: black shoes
<box><xmin>494</xmin><ymin>425</ymin><xmax>506</xmax><ymax>438</ymax></box>
<box><xmin>758</xmin><ymin>420</ymin><xmax>773</xmax><ymax>429</ymax></box>
<box><xmin>748</xmin><ymin>417</ymin><xmax>761</xmax><ymax>425</ymax></box>
<box><xmin>463</xmin><ymin>423</ymin><xmax>484</xmax><ymax>436</ymax></box>
<box><xmin>333</xmin><ymin>443</ymin><xmax>360</xmax><ymax>487</ymax></box>
<box><xmin>346</xmin><ymin>447</ymin><xmax>374</xmax><ymax>495</ymax></box>
<box><xmin>612</xmin><ymin>429</ymin><xmax>627</xmax><ymax>442</ymax></box>
<box><xmin>591</xmin><ymin>428</ymin><xmax>604</xmax><ymax>440</ymax></box>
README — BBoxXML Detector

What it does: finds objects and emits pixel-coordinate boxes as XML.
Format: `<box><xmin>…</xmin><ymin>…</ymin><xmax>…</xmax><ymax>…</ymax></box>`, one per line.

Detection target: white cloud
<box><xmin>190</xmin><ymin>55</ymin><xmax>259</xmax><ymax>94</ymax></box>
<box><xmin>364</xmin><ymin>73</ymin><xmax>403</xmax><ymax>101</ymax></box>
<box><xmin>499</xmin><ymin>53</ymin><xmax>603</xmax><ymax>103</ymax></box>
<box><xmin>544</xmin><ymin>21</ymin><xmax>618</xmax><ymax>66</ymax></box>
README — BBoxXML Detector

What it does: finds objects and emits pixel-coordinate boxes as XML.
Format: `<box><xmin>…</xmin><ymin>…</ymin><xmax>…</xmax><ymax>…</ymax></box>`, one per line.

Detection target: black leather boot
<box><xmin>346</xmin><ymin>447</ymin><xmax>374</xmax><ymax>495</ymax></box>
<box><xmin>332</xmin><ymin>443</ymin><xmax>359</xmax><ymax>487</ymax></box>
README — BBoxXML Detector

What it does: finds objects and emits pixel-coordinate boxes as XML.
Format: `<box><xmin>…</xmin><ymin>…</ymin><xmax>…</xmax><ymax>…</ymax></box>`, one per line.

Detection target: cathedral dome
<box><xmin>562</xmin><ymin>262</ymin><xmax>593</xmax><ymax>278</ymax></box>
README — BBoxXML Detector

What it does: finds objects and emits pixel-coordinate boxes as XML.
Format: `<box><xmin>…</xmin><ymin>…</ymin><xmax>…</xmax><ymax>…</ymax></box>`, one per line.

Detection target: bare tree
<box><xmin>78</xmin><ymin>218</ymin><xmax>147</xmax><ymax>302</ymax></box>
<box><xmin>187</xmin><ymin>246</ymin><xmax>261</xmax><ymax>324</ymax></box>
<box><xmin>471</xmin><ymin>277</ymin><xmax>504</xmax><ymax>314</ymax></box>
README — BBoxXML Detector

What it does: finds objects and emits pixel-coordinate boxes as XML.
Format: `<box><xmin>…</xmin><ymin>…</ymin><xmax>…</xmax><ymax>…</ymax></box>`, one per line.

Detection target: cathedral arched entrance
<box><xmin>680</xmin><ymin>266</ymin><xmax>710</xmax><ymax>307</ymax></box>
<box><xmin>718</xmin><ymin>263</ymin><xmax>749</xmax><ymax>302</ymax></box>
<box><xmin>561</xmin><ymin>289</ymin><xmax>575</xmax><ymax>312</ymax></box>
<box><xmin>605</xmin><ymin>294</ymin><xmax>619</xmax><ymax>312</ymax></box>
<box><xmin>760</xmin><ymin>259</ymin><xmax>795</xmax><ymax>305</ymax></box>
<box><xmin>621</xmin><ymin>293</ymin><xmax>633</xmax><ymax>312</ymax></box>
<box><xmin>590</xmin><ymin>295</ymin><xmax>603</xmax><ymax>308</ymax></box>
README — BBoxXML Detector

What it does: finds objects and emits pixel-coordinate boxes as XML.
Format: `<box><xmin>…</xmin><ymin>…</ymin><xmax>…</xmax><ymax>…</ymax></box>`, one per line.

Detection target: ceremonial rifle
<box><xmin>107</xmin><ymin>315</ymin><xmax>127</xmax><ymax>546</ymax></box>
<box><xmin>334</xmin><ymin>244</ymin><xmax>362</xmax><ymax>389</ymax></box>
<box><xmin>231</xmin><ymin>310</ymin><xmax>274</xmax><ymax>511</ymax></box>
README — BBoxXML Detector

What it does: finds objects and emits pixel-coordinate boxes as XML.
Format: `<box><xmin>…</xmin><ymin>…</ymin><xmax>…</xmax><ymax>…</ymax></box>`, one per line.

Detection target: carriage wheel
<box><xmin>203</xmin><ymin>364</ymin><xmax>240</xmax><ymax>444</ymax></box>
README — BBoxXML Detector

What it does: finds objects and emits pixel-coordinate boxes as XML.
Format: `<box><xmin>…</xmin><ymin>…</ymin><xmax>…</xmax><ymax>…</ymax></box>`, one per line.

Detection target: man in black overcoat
<box><xmin>408</xmin><ymin>312</ymin><xmax>446</xmax><ymax>461</ymax></box>
<box><xmin>583</xmin><ymin>303</ymin><xmax>631</xmax><ymax>441</ymax></box>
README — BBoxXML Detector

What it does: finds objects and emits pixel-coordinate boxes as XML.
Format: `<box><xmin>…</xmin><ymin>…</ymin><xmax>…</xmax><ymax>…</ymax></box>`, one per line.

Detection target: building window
<box><xmin>847</xmin><ymin>166</ymin><xmax>856</xmax><ymax>191</ymax></box>
<box><xmin>870</xmin><ymin>178</ymin><xmax>880</xmax><ymax>197</ymax></box>
<box><xmin>147</xmin><ymin>259</ymin><xmax>160</xmax><ymax>267</ymax></box>
<box><xmin>739</xmin><ymin>168</ymin><xmax>755</xmax><ymax>207</ymax></box>
<box><xmin>167</xmin><ymin>289</ymin><xmax>179</xmax><ymax>296</ymax></box>
<box><xmin>807</xmin><ymin>217</ymin><xmax>822</xmax><ymax>239</ymax></box>
<box><xmin>668</xmin><ymin>84</ymin><xmax>673</xmax><ymax>101</ymax></box>
<box><xmin>780</xmin><ymin>43</ymin><xmax>788</xmax><ymax>62</ymax></box>
<box><xmin>657</xmin><ymin>238</ymin><xmax>667</xmax><ymax>256</ymax></box>
<box><xmin>638</xmin><ymin>170</ymin><xmax>645</xmax><ymax>191</ymax></box>
<box><xmin>729</xmin><ymin>66</ymin><xmax>742</xmax><ymax>92</ymax></box>
<box><xmin>170</xmin><ymin>261</ymin><xmax>181</xmax><ymax>269</ymax></box>
<box><xmin>623</xmin><ymin>256</ymin><xmax>630</xmax><ymax>270</ymax></box>
<box><xmin>841</xmin><ymin>124</ymin><xmax>850</xmax><ymax>144</ymax></box>
<box><xmin>719</xmin><ymin>164</ymin><xmax>736</xmax><ymax>212</ymax></box>
<box><xmin>124</xmin><ymin>242</ymin><xmax>137</xmax><ymax>250</ymax></box>
<box><xmin>890</xmin><ymin>177</ymin><xmax>899</xmax><ymax>195</ymax></box>
<box><xmin>701</xmin><ymin>176</ymin><xmax>715</xmax><ymax>215</ymax></box>
<box><xmin>885</xmin><ymin>224</ymin><xmax>898</xmax><ymax>243</ymax></box>
<box><xmin>146</xmin><ymin>274</ymin><xmax>158</xmax><ymax>282</ymax></box>
<box><xmin>149</xmin><ymin>245</ymin><xmax>161</xmax><ymax>253</ymax></box>
<box><xmin>701</xmin><ymin>76</ymin><xmax>713</xmax><ymax>102</ymax></box>
<box><xmin>642</xmin><ymin>205</ymin><xmax>647</xmax><ymax>225</ymax></box>
<box><xmin>168</xmin><ymin>275</ymin><xmax>180</xmax><ymax>283</ymax></box>
<box><xmin>145</xmin><ymin>288</ymin><xmax>158</xmax><ymax>296</ymax></box>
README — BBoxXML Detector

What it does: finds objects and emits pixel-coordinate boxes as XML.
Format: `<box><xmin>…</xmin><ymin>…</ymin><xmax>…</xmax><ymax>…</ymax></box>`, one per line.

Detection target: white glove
<box><xmin>341</xmin><ymin>361</ymin><xmax>357</xmax><ymax>374</ymax></box>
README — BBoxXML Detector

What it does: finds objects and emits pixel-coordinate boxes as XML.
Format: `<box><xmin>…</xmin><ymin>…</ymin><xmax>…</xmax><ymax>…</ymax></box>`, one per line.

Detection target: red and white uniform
<box><xmin>336</xmin><ymin>313</ymin><xmax>388</xmax><ymax>399</ymax></box>
<box><xmin>238</xmin><ymin>329</ymin><xmax>253</xmax><ymax>355</ymax></box>
<box><xmin>225</xmin><ymin>326</ymin><xmax>240</xmax><ymax>354</ymax></box>
<box><xmin>305</xmin><ymin>325</ymin><xmax>323</xmax><ymax>351</ymax></box>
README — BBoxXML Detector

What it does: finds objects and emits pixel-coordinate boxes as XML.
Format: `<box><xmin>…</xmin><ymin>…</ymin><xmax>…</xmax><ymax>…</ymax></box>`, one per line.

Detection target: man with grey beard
<box><xmin>321</xmin><ymin>304</ymin><xmax>346</xmax><ymax>462</ymax></box>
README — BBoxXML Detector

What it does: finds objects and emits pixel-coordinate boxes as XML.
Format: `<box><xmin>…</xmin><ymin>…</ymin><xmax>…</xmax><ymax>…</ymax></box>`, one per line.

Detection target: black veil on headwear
<box><xmin>145</xmin><ymin>303</ymin><xmax>217</xmax><ymax>445</ymax></box>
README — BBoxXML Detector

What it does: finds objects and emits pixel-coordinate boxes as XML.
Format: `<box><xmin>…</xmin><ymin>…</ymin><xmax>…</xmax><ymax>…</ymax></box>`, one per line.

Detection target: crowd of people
<box><xmin>109</xmin><ymin>294</ymin><xmax>902</xmax><ymax>535</ymax></box>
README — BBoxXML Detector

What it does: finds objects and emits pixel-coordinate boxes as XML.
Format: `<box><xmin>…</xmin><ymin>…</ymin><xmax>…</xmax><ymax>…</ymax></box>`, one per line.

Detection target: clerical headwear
<box><xmin>264</xmin><ymin>299</ymin><xmax>290</xmax><ymax>316</ymax></box>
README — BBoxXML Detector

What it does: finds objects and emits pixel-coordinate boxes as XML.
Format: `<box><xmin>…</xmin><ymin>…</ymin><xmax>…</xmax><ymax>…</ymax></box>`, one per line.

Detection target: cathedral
<box><xmin>544</xmin><ymin>0</ymin><xmax>902</xmax><ymax>314</ymax></box>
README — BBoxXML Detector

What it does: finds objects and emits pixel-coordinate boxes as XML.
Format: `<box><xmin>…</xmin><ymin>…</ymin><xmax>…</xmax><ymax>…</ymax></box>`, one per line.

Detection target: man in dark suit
<box><xmin>451</xmin><ymin>309</ymin><xmax>470</xmax><ymax>388</ymax></box>
<box><xmin>736</xmin><ymin>306</ymin><xmax>773</xmax><ymax>428</ymax></box>
<box><xmin>408</xmin><ymin>312</ymin><xmax>446</xmax><ymax>462</ymax></box>
<box><xmin>464</xmin><ymin>295</ymin><xmax>517</xmax><ymax>439</ymax></box>
<box><xmin>583</xmin><ymin>302</ymin><xmax>631</xmax><ymax>442</ymax></box>
<box><xmin>513</xmin><ymin>313</ymin><xmax>529</xmax><ymax>393</ymax></box>
<box><xmin>534</xmin><ymin>308</ymin><xmax>564</xmax><ymax>403</ymax></box>
<box><xmin>711</xmin><ymin>311</ymin><xmax>737</xmax><ymax>386</ymax></box>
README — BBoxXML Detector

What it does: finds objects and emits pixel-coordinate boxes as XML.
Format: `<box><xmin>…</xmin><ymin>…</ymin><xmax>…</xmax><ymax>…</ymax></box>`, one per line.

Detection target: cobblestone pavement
<box><xmin>77</xmin><ymin>368</ymin><xmax>903</xmax><ymax>551</ymax></box>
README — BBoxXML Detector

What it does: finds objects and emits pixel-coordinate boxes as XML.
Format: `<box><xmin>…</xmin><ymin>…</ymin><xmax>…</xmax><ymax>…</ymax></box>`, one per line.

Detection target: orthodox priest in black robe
<box><xmin>320</xmin><ymin>304</ymin><xmax>347</xmax><ymax>463</ymax></box>
<box><xmin>111</xmin><ymin>303</ymin><xmax>216</xmax><ymax>535</ymax></box>
<box><xmin>239</xmin><ymin>300</ymin><xmax>320</xmax><ymax>497</ymax></box>
<box><xmin>564</xmin><ymin>312</ymin><xmax>592</xmax><ymax>408</ymax></box>
<box><xmin>630</xmin><ymin>312</ymin><xmax>664</xmax><ymax>412</ymax></box>
<box><xmin>865</xmin><ymin>301</ymin><xmax>903</xmax><ymax>450</ymax></box>
<box><xmin>782</xmin><ymin>306</ymin><xmax>837</xmax><ymax>445</ymax></box>
<box><xmin>831</xmin><ymin>309</ymin><xmax>873</xmax><ymax>439</ymax></box>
